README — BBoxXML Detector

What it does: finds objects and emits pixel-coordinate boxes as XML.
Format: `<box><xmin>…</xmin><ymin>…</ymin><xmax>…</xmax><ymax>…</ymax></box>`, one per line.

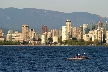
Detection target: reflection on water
<box><xmin>0</xmin><ymin>46</ymin><xmax>108</xmax><ymax>72</ymax></box>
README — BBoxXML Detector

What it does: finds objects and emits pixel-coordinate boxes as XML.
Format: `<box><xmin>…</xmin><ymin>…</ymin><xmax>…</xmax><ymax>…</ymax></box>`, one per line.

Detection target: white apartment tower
<box><xmin>62</xmin><ymin>26</ymin><xmax>66</xmax><ymax>41</ymax></box>
<box><xmin>83</xmin><ymin>24</ymin><xmax>88</xmax><ymax>35</ymax></box>
<box><xmin>66</xmin><ymin>20</ymin><xmax>71</xmax><ymax>40</ymax></box>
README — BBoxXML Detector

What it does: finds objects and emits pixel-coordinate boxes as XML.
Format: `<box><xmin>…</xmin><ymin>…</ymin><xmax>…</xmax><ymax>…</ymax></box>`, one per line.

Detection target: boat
<box><xmin>67</xmin><ymin>57</ymin><xmax>89</xmax><ymax>60</ymax></box>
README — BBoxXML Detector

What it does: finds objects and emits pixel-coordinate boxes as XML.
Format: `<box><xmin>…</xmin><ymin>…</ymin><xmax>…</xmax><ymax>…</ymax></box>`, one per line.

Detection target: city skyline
<box><xmin>1</xmin><ymin>0</ymin><xmax>108</xmax><ymax>17</ymax></box>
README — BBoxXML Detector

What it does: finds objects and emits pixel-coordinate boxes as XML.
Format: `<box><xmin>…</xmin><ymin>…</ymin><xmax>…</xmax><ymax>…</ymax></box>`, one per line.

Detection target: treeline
<box><xmin>58</xmin><ymin>37</ymin><xmax>105</xmax><ymax>45</ymax></box>
<box><xmin>0</xmin><ymin>41</ymin><xmax>20</xmax><ymax>45</ymax></box>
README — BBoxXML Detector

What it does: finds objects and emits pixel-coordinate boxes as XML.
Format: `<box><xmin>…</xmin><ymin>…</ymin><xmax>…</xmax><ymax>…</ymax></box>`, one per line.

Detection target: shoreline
<box><xmin>0</xmin><ymin>45</ymin><xmax>107</xmax><ymax>46</ymax></box>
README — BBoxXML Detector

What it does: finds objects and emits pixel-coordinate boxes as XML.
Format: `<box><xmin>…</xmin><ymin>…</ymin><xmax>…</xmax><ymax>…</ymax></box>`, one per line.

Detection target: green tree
<box><xmin>58</xmin><ymin>36</ymin><xmax>62</xmax><ymax>44</ymax></box>
<box><xmin>93</xmin><ymin>39</ymin><xmax>99</xmax><ymax>45</ymax></box>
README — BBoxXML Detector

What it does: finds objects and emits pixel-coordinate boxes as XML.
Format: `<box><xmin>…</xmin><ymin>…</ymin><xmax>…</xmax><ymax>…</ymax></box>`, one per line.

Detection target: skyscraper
<box><xmin>29</xmin><ymin>29</ymin><xmax>36</xmax><ymax>41</ymax></box>
<box><xmin>62</xmin><ymin>26</ymin><xmax>66</xmax><ymax>41</ymax></box>
<box><xmin>22</xmin><ymin>24</ymin><xmax>29</xmax><ymax>41</ymax></box>
<box><xmin>72</xmin><ymin>27</ymin><xmax>77</xmax><ymax>38</ymax></box>
<box><xmin>83</xmin><ymin>24</ymin><xmax>89</xmax><ymax>35</ymax></box>
<box><xmin>66</xmin><ymin>20</ymin><xmax>71</xmax><ymax>40</ymax></box>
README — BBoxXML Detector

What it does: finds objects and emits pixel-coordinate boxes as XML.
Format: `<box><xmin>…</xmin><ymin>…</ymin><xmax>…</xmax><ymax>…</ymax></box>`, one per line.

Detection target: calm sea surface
<box><xmin>0</xmin><ymin>46</ymin><xmax>108</xmax><ymax>72</ymax></box>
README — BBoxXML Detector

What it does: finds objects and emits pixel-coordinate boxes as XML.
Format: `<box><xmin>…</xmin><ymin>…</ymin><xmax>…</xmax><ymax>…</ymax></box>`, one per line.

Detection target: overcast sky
<box><xmin>1</xmin><ymin>0</ymin><xmax>108</xmax><ymax>17</ymax></box>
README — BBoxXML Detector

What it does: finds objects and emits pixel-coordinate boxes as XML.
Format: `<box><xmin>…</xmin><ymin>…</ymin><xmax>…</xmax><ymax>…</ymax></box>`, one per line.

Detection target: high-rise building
<box><xmin>42</xmin><ymin>25</ymin><xmax>48</xmax><ymax>34</ymax></box>
<box><xmin>62</xmin><ymin>26</ymin><xmax>66</xmax><ymax>41</ymax></box>
<box><xmin>58</xmin><ymin>28</ymin><xmax>62</xmax><ymax>37</ymax></box>
<box><xmin>72</xmin><ymin>27</ymin><xmax>77</xmax><ymax>38</ymax></box>
<box><xmin>22</xmin><ymin>24</ymin><xmax>29</xmax><ymax>41</ymax></box>
<box><xmin>83</xmin><ymin>24</ymin><xmax>89</xmax><ymax>35</ymax></box>
<box><xmin>47</xmin><ymin>32</ymin><xmax>51</xmax><ymax>39</ymax></box>
<box><xmin>98</xmin><ymin>21</ymin><xmax>102</xmax><ymax>29</ymax></box>
<box><xmin>53</xmin><ymin>36</ymin><xmax>58</xmax><ymax>43</ymax></box>
<box><xmin>66</xmin><ymin>20</ymin><xmax>71</xmax><ymax>40</ymax></box>
<box><xmin>106</xmin><ymin>31</ymin><xmax>108</xmax><ymax>44</ymax></box>
<box><xmin>29</xmin><ymin>29</ymin><xmax>36</xmax><ymax>41</ymax></box>
<box><xmin>6</xmin><ymin>30</ymin><xmax>13</xmax><ymax>41</ymax></box>
<box><xmin>77</xmin><ymin>26</ymin><xmax>83</xmax><ymax>40</ymax></box>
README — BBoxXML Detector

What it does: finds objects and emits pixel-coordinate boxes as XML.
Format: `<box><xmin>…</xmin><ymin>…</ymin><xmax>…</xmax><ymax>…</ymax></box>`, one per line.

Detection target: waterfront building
<box><xmin>97</xmin><ymin>29</ymin><xmax>103</xmax><ymax>43</ymax></box>
<box><xmin>92</xmin><ymin>28</ymin><xmax>105</xmax><ymax>43</ymax></box>
<box><xmin>66</xmin><ymin>20</ymin><xmax>71</xmax><ymax>40</ymax></box>
<box><xmin>53</xmin><ymin>36</ymin><xmax>58</xmax><ymax>43</ymax></box>
<box><xmin>58</xmin><ymin>28</ymin><xmax>62</xmax><ymax>38</ymax></box>
<box><xmin>62</xmin><ymin>26</ymin><xmax>66</xmax><ymax>41</ymax></box>
<box><xmin>88</xmin><ymin>30</ymin><xmax>94</xmax><ymax>41</ymax></box>
<box><xmin>72</xmin><ymin>27</ymin><xmax>77</xmax><ymax>38</ymax></box>
<box><xmin>0</xmin><ymin>29</ymin><xmax>3</xmax><ymax>37</ymax></box>
<box><xmin>6</xmin><ymin>30</ymin><xmax>13</xmax><ymax>41</ymax></box>
<box><xmin>106</xmin><ymin>31</ymin><xmax>108</xmax><ymax>44</ymax></box>
<box><xmin>77</xmin><ymin>26</ymin><xmax>83</xmax><ymax>40</ymax></box>
<box><xmin>29</xmin><ymin>29</ymin><xmax>36</xmax><ymax>41</ymax></box>
<box><xmin>83</xmin><ymin>34</ymin><xmax>90</xmax><ymax>41</ymax></box>
<box><xmin>47</xmin><ymin>32</ymin><xmax>51</xmax><ymax>39</ymax></box>
<box><xmin>50</xmin><ymin>29</ymin><xmax>54</xmax><ymax>38</ymax></box>
<box><xmin>41</xmin><ymin>34</ymin><xmax>46</xmax><ymax>44</ymax></box>
<box><xmin>22</xmin><ymin>24</ymin><xmax>29</xmax><ymax>41</ymax></box>
<box><xmin>0</xmin><ymin>29</ymin><xmax>4</xmax><ymax>41</ymax></box>
<box><xmin>12</xmin><ymin>31</ymin><xmax>23</xmax><ymax>42</ymax></box>
<box><xmin>55</xmin><ymin>29</ymin><xmax>59</xmax><ymax>37</ymax></box>
<box><xmin>92</xmin><ymin>30</ymin><xmax>98</xmax><ymax>42</ymax></box>
<box><xmin>83</xmin><ymin>24</ymin><xmax>89</xmax><ymax>35</ymax></box>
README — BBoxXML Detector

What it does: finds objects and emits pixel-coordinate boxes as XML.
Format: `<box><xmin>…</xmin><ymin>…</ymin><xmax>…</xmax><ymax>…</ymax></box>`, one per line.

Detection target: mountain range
<box><xmin>0</xmin><ymin>7</ymin><xmax>108</xmax><ymax>34</ymax></box>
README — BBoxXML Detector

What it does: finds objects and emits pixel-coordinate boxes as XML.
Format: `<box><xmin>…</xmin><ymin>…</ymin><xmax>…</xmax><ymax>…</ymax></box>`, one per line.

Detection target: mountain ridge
<box><xmin>0</xmin><ymin>7</ymin><xmax>108</xmax><ymax>34</ymax></box>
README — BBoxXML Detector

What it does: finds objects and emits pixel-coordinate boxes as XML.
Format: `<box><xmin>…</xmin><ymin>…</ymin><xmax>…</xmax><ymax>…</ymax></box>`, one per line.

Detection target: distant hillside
<box><xmin>0</xmin><ymin>7</ymin><xmax>108</xmax><ymax>33</ymax></box>
<box><xmin>0</xmin><ymin>27</ymin><xmax>9</xmax><ymax>35</ymax></box>
<box><xmin>0</xmin><ymin>27</ymin><xmax>21</xmax><ymax>35</ymax></box>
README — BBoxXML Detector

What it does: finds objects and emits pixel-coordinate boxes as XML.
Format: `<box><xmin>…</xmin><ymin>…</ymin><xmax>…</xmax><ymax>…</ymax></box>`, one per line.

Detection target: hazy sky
<box><xmin>1</xmin><ymin>0</ymin><xmax>108</xmax><ymax>17</ymax></box>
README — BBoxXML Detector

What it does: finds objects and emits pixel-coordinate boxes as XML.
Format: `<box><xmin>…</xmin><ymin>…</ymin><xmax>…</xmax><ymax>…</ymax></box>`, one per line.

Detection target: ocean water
<box><xmin>0</xmin><ymin>46</ymin><xmax>108</xmax><ymax>72</ymax></box>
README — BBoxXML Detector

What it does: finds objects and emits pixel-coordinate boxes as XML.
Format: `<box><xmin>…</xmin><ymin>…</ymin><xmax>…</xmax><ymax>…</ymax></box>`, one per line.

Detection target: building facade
<box><xmin>41</xmin><ymin>34</ymin><xmax>46</xmax><ymax>44</ymax></box>
<box><xmin>66</xmin><ymin>20</ymin><xmax>71</xmax><ymax>40</ymax></box>
<box><xmin>72</xmin><ymin>27</ymin><xmax>77</xmax><ymax>38</ymax></box>
<box><xmin>83</xmin><ymin>24</ymin><xmax>89</xmax><ymax>35</ymax></box>
<box><xmin>106</xmin><ymin>31</ymin><xmax>108</xmax><ymax>44</ymax></box>
<box><xmin>62</xmin><ymin>26</ymin><xmax>66</xmax><ymax>41</ymax></box>
<box><xmin>29</xmin><ymin>29</ymin><xmax>36</xmax><ymax>41</ymax></box>
<box><xmin>6</xmin><ymin>30</ymin><xmax>13</xmax><ymax>41</ymax></box>
<box><xmin>22</xmin><ymin>24</ymin><xmax>29</xmax><ymax>41</ymax></box>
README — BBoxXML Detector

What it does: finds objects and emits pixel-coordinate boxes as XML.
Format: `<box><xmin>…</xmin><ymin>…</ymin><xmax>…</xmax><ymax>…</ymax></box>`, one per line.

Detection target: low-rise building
<box><xmin>83</xmin><ymin>34</ymin><xmax>90</xmax><ymax>41</ymax></box>
<box><xmin>12</xmin><ymin>31</ymin><xmax>23</xmax><ymax>42</ymax></box>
